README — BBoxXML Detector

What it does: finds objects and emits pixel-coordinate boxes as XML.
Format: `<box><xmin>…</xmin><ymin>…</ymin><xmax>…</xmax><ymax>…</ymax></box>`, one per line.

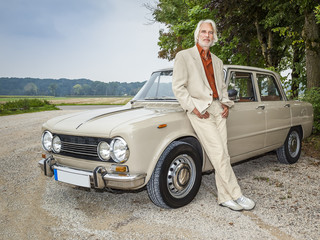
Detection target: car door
<box><xmin>256</xmin><ymin>73</ymin><xmax>291</xmax><ymax>148</ymax></box>
<box><xmin>226</xmin><ymin>70</ymin><xmax>266</xmax><ymax>162</ymax></box>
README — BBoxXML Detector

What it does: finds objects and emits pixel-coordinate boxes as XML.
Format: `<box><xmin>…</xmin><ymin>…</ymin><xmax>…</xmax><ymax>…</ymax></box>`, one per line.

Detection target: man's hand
<box><xmin>221</xmin><ymin>104</ymin><xmax>229</xmax><ymax>118</ymax></box>
<box><xmin>192</xmin><ymin>108</ymin><xmax>209</xmax><ymax>119</ymax></box>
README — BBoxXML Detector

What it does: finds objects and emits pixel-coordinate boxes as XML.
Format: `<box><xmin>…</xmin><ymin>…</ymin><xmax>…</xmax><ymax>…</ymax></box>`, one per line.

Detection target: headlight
<box><xmin>110</xmin><ymin>137</ymin><xmax>129</xmax><ymax>163</ymax></box>
<box><xmin>41</xmin><ymin>131</ymin><xmax>53</xmax><ymax>151</ymax></box>
<box><xmin>97</xmin><ymin>141</ymin><xmax>111</xmax><ymax>161</ymax></box>
<box><xmin>52</xmin><ymin>135</ymin><xmax>62</xmax><ymax>153</ymax></box>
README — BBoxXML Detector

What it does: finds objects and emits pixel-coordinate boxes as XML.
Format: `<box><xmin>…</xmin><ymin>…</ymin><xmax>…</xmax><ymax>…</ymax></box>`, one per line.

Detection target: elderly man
<box><xmin>172</xmin><ymin>19</ymin><xmax>255</xmax><ymax>211</ymax></box>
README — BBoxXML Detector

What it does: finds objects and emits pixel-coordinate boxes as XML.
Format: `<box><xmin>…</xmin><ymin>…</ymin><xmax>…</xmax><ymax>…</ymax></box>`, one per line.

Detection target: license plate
<box><xmin>54</xmin><ymin>169</ymin><xmax>91</xmax><ymax>188</ymax></box>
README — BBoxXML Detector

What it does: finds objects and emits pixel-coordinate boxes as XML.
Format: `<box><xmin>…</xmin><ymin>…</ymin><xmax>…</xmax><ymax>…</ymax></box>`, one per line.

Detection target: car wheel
<box><xmin>147</xmin><ymin>141</ymin><xmax>202</xmax><ymax>208</ymax></box>
<box><xmin>276</xmin><ymin>127</ymin><xmax>302</xmax><ymax>164</ymax></box>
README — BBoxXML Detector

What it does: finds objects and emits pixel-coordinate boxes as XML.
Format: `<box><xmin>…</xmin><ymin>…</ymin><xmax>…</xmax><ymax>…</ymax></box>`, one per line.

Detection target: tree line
<box><xmin>0</xmin><ymin>77</ymin><xmax>145</xmax><ymax>97</ymax></box>
<box><xmin>146</xmin><ymin>0</ymin><xmax>320</xmax><ymax>98</ymax></box>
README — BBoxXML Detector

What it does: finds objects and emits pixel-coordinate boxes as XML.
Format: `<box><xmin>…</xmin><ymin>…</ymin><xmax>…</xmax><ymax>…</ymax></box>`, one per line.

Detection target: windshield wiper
<box><xmin>144</xmin><ymin>97</ymin><xmax>176</xmax><ymax>100</ymax></box>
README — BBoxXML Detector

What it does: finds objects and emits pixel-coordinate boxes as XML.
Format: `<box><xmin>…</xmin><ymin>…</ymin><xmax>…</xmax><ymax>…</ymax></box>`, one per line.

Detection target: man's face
<box><xmin>198</xmin><ymin>22</ymin><xmax>214</xmax><ymax>48</ymax></box>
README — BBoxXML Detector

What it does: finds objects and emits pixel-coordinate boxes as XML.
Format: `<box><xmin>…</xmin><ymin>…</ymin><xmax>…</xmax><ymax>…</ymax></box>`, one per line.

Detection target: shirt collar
<box><xmin>196</xmin><ymin>43</ymin><xmax>211</xmax><ymax>60</ymax></box>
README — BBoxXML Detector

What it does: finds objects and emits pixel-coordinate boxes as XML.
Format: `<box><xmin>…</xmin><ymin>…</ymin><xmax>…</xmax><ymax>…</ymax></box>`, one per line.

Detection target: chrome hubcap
<box><xmin>167</xmin><ymin>154</ymin><xmax>196</xmax><ymax>198</ymax></box>
<box><xmin>288</xmin><ymin>131</ymin><xmax>300</xmax><ymax>158</ymax></box>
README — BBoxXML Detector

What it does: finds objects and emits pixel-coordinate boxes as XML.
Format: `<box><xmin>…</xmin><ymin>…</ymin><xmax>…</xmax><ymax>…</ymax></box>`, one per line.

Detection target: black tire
<box><xmin>276</xmin><ymin>127</ymin><xmax>302</xmax><ymax>164</ymax></box>
<box><xmin>147</xmin><ymin>141</ymin><xmax>202</xmax><ymax>208</ymax></box>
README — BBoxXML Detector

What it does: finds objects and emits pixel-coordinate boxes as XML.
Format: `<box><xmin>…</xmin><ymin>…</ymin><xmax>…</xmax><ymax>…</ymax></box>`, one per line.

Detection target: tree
<box><xmin>24</xmin><ymin>82</ymin><xmax>38</xmax><ymax>95</ymax></box>
<box><xmin>82</xmin><ymin>84</ymin><xmax>92</xmax><ymax>95</ymax></box>
<box><xmin>72</xmin><ymin>84</ymin><xmax>83</xmax><ymax>95</ymax></box>
<box><xmin>301</xmin><ymin>1</ymin><xmax>320</xmax><ymax>88</ymax></box>
<box><xmin>145</xmin><ymin>0</ymin><xmax>212</xmax><ymax>60</ymax></box>
<box><xmin>48</xmin><ymin>83</ymin><xmax>57</xmax><ymax>96</ymax></box>
<box><xmin>149</xmin><ymin>0</ymin><xmax>320</xmax><ymax>93</ymax></box>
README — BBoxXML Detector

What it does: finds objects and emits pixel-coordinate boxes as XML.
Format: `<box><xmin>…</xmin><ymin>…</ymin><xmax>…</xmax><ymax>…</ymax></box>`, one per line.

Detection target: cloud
<box><xmin>0</xmin><ymin>0</ymin><xmax>111</xmax><ymax>39</ymax></box>
<box><xmin>0</xmin><ymin>0</ymin><xmax>171</xmax><ymax>82</ymax></box>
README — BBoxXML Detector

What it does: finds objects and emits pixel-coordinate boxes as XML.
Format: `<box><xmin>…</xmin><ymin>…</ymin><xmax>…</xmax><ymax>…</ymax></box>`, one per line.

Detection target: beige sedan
<box><xmin>39</xmin><ymin>65</ymin><xmax>313</xmax><ymax>209</ymax></box>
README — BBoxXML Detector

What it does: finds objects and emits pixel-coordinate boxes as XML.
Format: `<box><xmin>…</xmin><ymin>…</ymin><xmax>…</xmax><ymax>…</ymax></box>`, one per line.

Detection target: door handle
<box><xmin>284</xmin><ymin>103</ymin><xmax>290</xmax><ymax>108</ymax></box>
<box><xmin>256</xmin><ymin>105</ymin><xmax>265</xmax><ymax>110</ymax></box>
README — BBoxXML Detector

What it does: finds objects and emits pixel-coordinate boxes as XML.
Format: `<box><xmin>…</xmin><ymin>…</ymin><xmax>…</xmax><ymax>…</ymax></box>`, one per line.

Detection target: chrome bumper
<box><xmin>38</xmin><ymin>157</ymin><xmax>146</xmax><ymax>190</ymax></box>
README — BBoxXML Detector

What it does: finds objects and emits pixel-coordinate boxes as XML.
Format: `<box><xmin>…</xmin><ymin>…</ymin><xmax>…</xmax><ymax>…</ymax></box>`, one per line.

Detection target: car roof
<box><xmin>154</xmin><ymin>65</ymin><xmax>276</xmax><ymax>75</ymax></box>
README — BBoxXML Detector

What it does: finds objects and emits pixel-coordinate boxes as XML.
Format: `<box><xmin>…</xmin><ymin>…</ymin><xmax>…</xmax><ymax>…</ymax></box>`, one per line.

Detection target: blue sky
<box><xmin>0</xmin><ymin>0</ymin><xmax>171</xmax><ymax>82</ymax></box>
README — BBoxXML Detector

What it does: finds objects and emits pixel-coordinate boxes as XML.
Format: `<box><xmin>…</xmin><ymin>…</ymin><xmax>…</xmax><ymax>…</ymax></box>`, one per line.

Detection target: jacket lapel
<box><xmin>211</xmin><ymin>54</ymin><xmax>222</xmax><ymax>97</ymax></box>
<box><xmin>190</xmin><ymin>46</ymin><xmax>211</xmax><ymax>89</ymax></box>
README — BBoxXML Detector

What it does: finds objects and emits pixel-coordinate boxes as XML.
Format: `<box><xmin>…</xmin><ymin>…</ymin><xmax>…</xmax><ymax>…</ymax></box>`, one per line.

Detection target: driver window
<box><xmin>228</xmin><ymin>72</ymin><xmax>256</xmax><ymax>102</ymax></box>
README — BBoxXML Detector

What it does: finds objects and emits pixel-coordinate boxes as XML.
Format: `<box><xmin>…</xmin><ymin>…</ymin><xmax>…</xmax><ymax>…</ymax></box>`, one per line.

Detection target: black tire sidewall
<box><xmin>284</xmin><ymin>128</ymin><xmax>302</xmax><ymax>164</ymax></box>
<box><xmin>158</xmin><ymin>142</ymin><xmax>202</xmax><ymax>208</ymax></box>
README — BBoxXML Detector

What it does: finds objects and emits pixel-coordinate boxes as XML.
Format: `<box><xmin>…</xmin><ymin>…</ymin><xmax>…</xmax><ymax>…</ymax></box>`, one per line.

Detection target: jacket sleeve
<box><xmin>172</xmin><ymin>52</ymin><xmax>196</xmax><ymax>113</ymax></box>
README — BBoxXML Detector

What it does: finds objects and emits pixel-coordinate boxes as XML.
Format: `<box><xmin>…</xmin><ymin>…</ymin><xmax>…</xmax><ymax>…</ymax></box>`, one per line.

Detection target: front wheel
<box><xmin>147</xmin><ymin>141</ymin><xmax>202</xmax><ymax>208</ymax></box>
<box><xmin>276</xmin><ymin>127</ymin><xmax>302</xmax><ymax>164</ymax></box>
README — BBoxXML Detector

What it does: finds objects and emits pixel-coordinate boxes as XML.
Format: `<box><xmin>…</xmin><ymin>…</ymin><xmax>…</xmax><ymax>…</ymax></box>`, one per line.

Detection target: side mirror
<box><xmin>228</xmin><ymin>89</ymin><xmax>238</xmax><ymax>100</ymax></box>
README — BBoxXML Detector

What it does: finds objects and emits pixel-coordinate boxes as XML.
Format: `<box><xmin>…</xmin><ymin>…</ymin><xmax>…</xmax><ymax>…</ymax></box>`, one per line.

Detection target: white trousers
<box><xmin>187</xmin><ymin>101</ymin><xmax>242</xmax><ymax>204</ymax></box>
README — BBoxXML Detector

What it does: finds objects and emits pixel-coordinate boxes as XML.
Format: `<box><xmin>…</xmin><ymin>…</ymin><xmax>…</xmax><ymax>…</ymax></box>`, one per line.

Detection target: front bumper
<box><xmin>38</xmin><ymin>157</ymin><xmax>146</xmax><ymax>190</ymax></box>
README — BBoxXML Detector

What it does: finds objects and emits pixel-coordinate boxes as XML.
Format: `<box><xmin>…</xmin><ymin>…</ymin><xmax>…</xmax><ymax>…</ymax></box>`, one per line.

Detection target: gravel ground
<box><xmin>0</xmin><ymin>110</ymin><xmax>319</xmax><ymax>240</ymax></box>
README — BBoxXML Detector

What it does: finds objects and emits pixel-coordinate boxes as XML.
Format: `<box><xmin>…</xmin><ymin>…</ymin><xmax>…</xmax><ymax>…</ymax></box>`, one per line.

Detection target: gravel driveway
<box><xmin>0</xmin><ymin>110</ymin><xmax>319</xmax><ymax>240</ymax></box>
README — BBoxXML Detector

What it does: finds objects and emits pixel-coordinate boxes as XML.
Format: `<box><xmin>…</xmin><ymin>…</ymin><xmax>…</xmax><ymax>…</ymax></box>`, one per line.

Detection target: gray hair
<box><xmin>194</xmin><ymin>19</ymin><xmax>218</xmax><ymax>47</ymax></box>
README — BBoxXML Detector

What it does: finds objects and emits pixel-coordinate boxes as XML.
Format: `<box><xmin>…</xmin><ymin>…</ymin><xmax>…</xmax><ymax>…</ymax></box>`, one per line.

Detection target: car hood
<box><xmin>44</xmin><ymin>105</ymin><xmax>173</xmax><ymax>137</ymax></box>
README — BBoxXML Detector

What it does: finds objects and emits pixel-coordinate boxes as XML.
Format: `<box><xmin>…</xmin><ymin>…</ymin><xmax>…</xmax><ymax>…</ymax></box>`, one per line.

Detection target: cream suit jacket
<box><xmin>172</xmin><ymin>46</ymin><xmax>234</xmax><ymax>114</ymax></box>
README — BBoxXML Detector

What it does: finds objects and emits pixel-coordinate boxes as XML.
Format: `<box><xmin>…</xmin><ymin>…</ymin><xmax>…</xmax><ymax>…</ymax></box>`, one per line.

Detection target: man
<box><xmin>172</xmin><ymin>19</ymin><xmax>255</xmax><ymax>211</ymax></box>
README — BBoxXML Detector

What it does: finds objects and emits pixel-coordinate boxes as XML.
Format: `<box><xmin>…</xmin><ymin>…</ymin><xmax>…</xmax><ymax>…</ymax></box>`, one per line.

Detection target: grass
<box><xmin>0</xmin><ymin>98</ymin><xmax>59</xmax><ymax>116</ymax></box>
<box><xmin>0</xmin><ymin>95</ymin><xmax>132</xmax><ymax>105</ymax></box>
<box><xmin>0</xmin><ymin>96</ymin><xmax>132</xmax><ymax>116</ymax></box>
<box><xmin>302</xmin><ymin>134</ymin><xmax>320</xmax><ymax>160</ymax></box>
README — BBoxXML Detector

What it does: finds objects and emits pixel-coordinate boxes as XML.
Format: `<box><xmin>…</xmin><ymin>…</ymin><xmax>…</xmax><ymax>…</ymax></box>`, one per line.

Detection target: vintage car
<box><xmin>39</xmin><ymin>65</ymin><xmax>313</xmax><ymax>209</ymax></box>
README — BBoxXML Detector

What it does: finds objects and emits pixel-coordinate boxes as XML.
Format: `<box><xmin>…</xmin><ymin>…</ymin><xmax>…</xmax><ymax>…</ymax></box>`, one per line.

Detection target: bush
<box><xmin>303</xmin><ymin>87</ymin><xmax>320</xmax><ymax>133</ymax></box>
<box><xmin>2</xmin><ymin>99</ymin><xmax>51</xmax><ymax>110</ymax></box>
<box><xmin>0</xmin><ymin>98</ymin><xmax>57</xmax><ymax>115</ymax></box>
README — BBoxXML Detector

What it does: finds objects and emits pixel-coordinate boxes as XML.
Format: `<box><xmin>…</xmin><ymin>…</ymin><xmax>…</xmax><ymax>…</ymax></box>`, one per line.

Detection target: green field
<box><xmin>0</xmin><ymin>96</ymin><xmax>132</xmax><ymax>105</ymax></box>
<box><xmin>0</xmin><ymin>96</ymin><xmax>132</xmax><ymax>116</ymax></box>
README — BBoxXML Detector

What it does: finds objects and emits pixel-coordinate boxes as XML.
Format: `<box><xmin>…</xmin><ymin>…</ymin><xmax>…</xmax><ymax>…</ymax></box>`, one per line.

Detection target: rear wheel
<box><xmin>276</xmin><ymin>127</ymin><xmax>302</xmax><ymax>164</ymax></box>
<box><xmin>147</xmin><ymin>141</ymin><xmax>202</xmax><ymax>208</ymax></box>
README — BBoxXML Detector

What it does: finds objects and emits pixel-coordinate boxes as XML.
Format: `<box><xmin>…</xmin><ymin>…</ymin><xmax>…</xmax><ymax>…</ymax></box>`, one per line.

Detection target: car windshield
<box><xmin>133</xmin><ymin>69</ymin><xmax>228</xmax><ymax>101</ymax></box>
<box><xmin>133</xmin><ymin>70</ymin><xmax>176</xmax><ymax>101</ymax></box>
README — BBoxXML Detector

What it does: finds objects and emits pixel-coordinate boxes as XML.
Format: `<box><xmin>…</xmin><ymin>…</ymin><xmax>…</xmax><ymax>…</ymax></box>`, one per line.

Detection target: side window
<box><xmin>257</xmin><ymin>74</ymin><xmax>282</xmax><ymax>101</ymax></box>
<box><xmin>228</xmin><ymin>72</ymin><xmax>256</xmax><ymax>102</ymax></box>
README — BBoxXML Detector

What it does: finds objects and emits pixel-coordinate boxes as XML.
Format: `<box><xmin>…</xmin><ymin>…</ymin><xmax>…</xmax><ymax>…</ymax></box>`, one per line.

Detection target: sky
<box><xmin>0</xmin><ymin>0</ymin><xmax>172</xmax><ymax>83</ymax></box>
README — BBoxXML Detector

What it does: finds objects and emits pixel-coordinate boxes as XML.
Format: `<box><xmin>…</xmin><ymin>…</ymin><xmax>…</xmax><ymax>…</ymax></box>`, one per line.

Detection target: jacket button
<box><xmin>210</xmin><ymin>93</ymin><xmax>212</xmax><ymax>96</ymax></box>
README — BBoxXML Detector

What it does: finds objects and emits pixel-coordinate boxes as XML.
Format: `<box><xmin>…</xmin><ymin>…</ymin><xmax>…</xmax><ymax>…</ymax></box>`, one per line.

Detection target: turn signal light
<box><xmin>157</xmin><ymin>124</ymin><xmax>167</xmax><ymax>129</ymax></box>
<box><xmin>111</xmin><ymin>165</ymin><xmax>128</xmax><ymax>173</ymax></box>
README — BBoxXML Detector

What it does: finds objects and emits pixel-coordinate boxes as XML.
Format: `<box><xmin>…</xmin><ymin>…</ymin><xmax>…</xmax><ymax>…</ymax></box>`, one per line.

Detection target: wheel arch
<box><xmin>175</xmin><ymin>136</ymin><xmax>204</xmax><ymax>165</ymax></box>
<box><xmin>291</xmin><ymin>125</ymin><xmax>303</xmax><ymax>139</ymax></box>
<box><xmin>144</xmin><ymin>136</ymin><xmax>203</xmax><ymax>186</ymax></box>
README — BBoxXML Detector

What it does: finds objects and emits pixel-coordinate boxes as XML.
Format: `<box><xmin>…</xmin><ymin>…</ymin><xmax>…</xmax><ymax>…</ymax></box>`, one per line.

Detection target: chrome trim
<box><xmin>38</xmin><ymin>159</ymin><xmax>146</xmax><ymax>189</ymax></box>
<box><xmin>38</xmin><ymin>157</ymin><xmax>55</xmax><ymax>177</ymax></box>
<box><xmin>110</xmin><ymin>137</ymin><xmax>130</xmax><ymax>163</ymax></box>
<box><xmin>60</xmin><ymin>141</ymin><xmax>99</xmax><ymax>157</ymax></box>
<box><xmin>41</xmin><ymin>131</ymin><xmax>53</xmax><ymax>152</ymax></box>
<box><xmin>166</xmin><ymin>154</ymin><xmax>196</xmax><ymax>199</ymax></box>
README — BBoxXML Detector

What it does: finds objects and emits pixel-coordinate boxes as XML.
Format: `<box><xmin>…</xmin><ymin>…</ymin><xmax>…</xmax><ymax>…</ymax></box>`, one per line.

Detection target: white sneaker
<box><xmin>236</xmin><ymin>196</ymin><xmax>255</xmax><ymax>210</ymax></box>
<box><xmin>220</xmin><ymin>200</ymin><xmax>243</xmax><ymax>211</ymax></box>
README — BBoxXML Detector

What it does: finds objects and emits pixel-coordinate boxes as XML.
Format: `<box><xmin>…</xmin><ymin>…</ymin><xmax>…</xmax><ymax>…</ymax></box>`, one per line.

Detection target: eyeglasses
<box><xmin>200</xmin><ymin>30</ymin><xmax>214</xmax><ymax>35</ymax></box>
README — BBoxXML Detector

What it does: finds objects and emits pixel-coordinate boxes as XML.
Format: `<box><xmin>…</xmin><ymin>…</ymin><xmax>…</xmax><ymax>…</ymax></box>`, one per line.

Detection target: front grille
<box><xmin>57</xmin><ymin>134</ymin><xmax>111</xmax><ymax>161</ymax></box>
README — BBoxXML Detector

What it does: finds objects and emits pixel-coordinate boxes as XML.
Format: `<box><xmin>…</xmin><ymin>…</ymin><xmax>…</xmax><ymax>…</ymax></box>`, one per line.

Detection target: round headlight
<box><xmin>41</xmin><ymin>131</ymin><xmax>53</xmax><ymax>151</ymax></box>
<box><xmin>52</xmin><ymin>135</ymin><xmax>62</xmax><ymax>153</ymax></box>
<box><xmin>110</xmin><ymin>137</ymin><xmax>129</xmax><ymax>163</ymax></box>
<box><xmin>97</xmin><ymin>141</ymin><xmax>111</xmax><ymax>161</ymax></box>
